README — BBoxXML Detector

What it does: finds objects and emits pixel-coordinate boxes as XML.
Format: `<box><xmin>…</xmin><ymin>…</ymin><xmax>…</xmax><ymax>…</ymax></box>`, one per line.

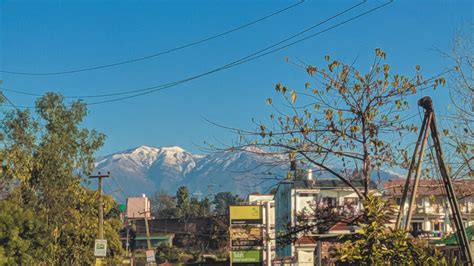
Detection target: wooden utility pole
<box><xmin>89</xmin><ymin>171</ymin><xmax>110</xmax><ymax>239</ymax></box>
<box><xmin>139</xmin><ymin>210</ymin><xmax>152</xmax><ymax>250</ymax></box>
<box><xmin>395</xmin><ymin>97</ymin><xmax>472</xmax><ymax>265</ymax></box>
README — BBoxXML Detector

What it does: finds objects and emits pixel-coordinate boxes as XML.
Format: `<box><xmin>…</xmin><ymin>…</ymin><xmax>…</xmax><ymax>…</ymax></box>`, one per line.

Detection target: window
<box><xmin>411</xmin><ymin>222</ymin><xmax>422</xmax><ymax>231</ymax></box>
<box><xmin>433</xmin><ymin>222</ymin><xmax>443</xmax><ymax>231</ymax></box>
<box><xmin>322</xmin><ymin>197</ymin><xmax>337</xmax><ymax>206</ymax></box>
<box><xmin>299</xmin><ymin>192</ymin><xmax>317</xmax><ymax>197</ymax></box>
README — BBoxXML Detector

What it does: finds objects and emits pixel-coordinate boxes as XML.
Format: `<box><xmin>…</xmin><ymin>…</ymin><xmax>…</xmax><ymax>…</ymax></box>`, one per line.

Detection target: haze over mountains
<box><xmin>94</xmin><ymin>145</ymin><xmax>403</xmax><ymax>202</ymax></box>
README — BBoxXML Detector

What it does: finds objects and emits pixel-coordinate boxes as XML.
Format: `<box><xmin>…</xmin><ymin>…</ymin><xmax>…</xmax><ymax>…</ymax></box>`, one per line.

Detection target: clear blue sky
<box><xmin>1</xmin><ymin>0</ymin><xmax>472</xmax><ymax>156</ymax></box>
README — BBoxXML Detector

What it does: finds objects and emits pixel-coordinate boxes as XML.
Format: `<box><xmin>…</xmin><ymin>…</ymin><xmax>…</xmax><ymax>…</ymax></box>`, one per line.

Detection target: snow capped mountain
<box><xmin>94</xmin><ymin>145</ymin><xmax>403</xmax><ymax>202</ymax></box>
<box><xmin>94</xmin><ymin>145</ymin><xmax>285</xmax><ymax>202</ymax></box>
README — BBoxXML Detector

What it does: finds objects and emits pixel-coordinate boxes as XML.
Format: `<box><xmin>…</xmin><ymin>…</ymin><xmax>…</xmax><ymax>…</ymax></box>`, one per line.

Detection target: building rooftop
<box><xmin>383</xmin><ymin>179</ymin><xmax>474</xmax><ymax>197</ymax></box>
<box><xmin>290</xmin><ymin>179</ymin><xmax>375</xmax><ymax>189</ymax></box>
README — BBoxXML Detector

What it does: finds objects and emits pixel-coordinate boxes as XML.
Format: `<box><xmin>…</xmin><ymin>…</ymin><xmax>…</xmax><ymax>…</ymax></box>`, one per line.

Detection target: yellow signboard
<box><xmin>230</xmin><ymin>227</ymin><xmax>263</xmax><ymax>246</ymax></box>
<box><xmin>229</xmin><ymin>205</ymin><xmax>262</xmax><ymax>224</ymax></box>
<box><xmin>230</xmin><ymin>227</ymin><xmax>263</xmax><ymax>240</ymax></box>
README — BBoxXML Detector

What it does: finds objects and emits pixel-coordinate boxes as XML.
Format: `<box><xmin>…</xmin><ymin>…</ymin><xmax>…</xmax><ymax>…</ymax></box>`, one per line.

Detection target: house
<box><xmin>274</xmin><ymin>169</ymin><xmax>373</xmax><ymax>265</ymax></box>
<box><xmin>126</xmin><ymin>194</ymin><xmax>151</xmax><ymax>219</ymax></box>
<box><xmin>384</xmin><ymin>179</ymin><xmax>474</xmax><ymax>237</ymax></box>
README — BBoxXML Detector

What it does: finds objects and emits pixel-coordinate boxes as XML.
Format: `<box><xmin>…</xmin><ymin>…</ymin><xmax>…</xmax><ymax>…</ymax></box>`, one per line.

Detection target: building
<box><xmin>384</xmin><ymin>179</ymin><xmax>474</xmax><ymax>237</ymax></box>
<box><xmin>126</xmin><ymin>194</ymin><xmax>151</xmax><ymax>219</ymax></box>
<box><xmin>246</xmin><ymin>193</ymin><xmax>276</xmax><ymax>264</ymax></box>
<box><xmin>274</xmin><ymin>170</ymin><xmax>373</xmax><ymax>265</ymax></box>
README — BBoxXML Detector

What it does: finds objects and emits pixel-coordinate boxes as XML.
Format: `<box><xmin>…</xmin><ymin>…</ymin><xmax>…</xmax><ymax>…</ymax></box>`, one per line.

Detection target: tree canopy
<box><xmin>0</xmin><ymin>93</ymin><xmax>123</xmax><ymax>264</ymax></box>
<box><xmin>224</xmin><ymin>49</ymin><xmax>445</xmax><ymax>198</ymax></box>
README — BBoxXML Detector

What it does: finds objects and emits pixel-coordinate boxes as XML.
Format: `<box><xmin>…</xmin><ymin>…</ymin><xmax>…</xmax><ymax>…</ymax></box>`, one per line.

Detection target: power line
<box><xmin>2</xmin><ymin>0</ymin><xmax>370</xmax><ymax>102</ymax></box>
<box><xmin>86</xmin><ymin>0</ymin><xmax>393</xmax><ymax>106</ymax></box>
<box><xmin>0</xmin><ymin>1</ymin><xmax>304</xmax><ymax>76</ymax></box>
<box><xmin>0</xmin><ymin>1</ymin><xmax>395</xmax><ymax>109</ymax></box>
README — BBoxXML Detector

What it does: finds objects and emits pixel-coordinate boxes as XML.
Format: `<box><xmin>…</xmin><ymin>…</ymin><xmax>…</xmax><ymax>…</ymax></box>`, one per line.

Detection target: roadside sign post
<box><xmin>229</xmin><ymin>205</ymin><xmax>264</xmax><ymax>265</ymax></box>
<box><xmin>94</xmin><ymin>239</ymin><xmax>107</xmax><ymax>257</ymax></box>
<box><xmin>146</xmin><ymin>249</ymin><xmax>156</xmax><ymax>263</ymax></box>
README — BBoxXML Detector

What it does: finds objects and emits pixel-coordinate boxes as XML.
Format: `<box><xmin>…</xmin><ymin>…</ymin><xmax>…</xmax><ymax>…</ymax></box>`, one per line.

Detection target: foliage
<box><xmin>155</xmin><ymin>244</ymin><xmax>181</xmax><ymax>264</ymax></box>
<box><xmin>151</xmin><ymin>190</ymin><xmax>178</xmax><ymax>218</ymax></box>
<box><xmin>176</xmin><ymin>186</ymin><xmax>190</xmax><ymax>217</ymax></box>
<box><xmin>0</xmin><ymin>200</ymin><xmax>51</xmax><ymax>265</ymax></box>
<box><xmin>212</xmin><ymin>192</ymin><xmax>243</xmax><ymax>215</ymax></box>
<box><xmin>0</xmin><ymin>93</ymin><xmax>123</xmax><ymax>264</ymax></box>
<box><xmin>337</xmin><ymin>193</ymin><xmax>447</xmax><ymax>265</ymax></box>
<box><xmin>226</xmin><ymin>49</ymin><xmax>445</xmax><ymax>198</ymax></box>
<box><xmin>175</xmin><ymin>186</ymin><xmax>212</xmax><ymax>218</ymax></box>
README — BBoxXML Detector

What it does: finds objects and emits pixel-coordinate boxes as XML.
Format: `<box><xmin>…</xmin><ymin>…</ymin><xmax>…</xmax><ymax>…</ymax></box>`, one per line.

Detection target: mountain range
<box><xmin>93</xmin><ymin>145</ymin><xmax>403</xmax><ymax>202</ymax></box>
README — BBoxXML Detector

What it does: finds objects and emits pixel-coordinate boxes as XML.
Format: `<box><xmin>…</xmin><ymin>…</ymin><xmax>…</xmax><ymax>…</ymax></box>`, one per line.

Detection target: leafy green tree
<box><xmin>0</xmin><ymin>93</ymin><xmax>123</xmax><ymax>264</ymax></box>
<box><xmin>155</xmin><ymin>244</ymin><xmax>181</xmax><ymax>264</ymax></box>
<box><xmin>151</xmin><ymin>191</ymin><xmax>178</xmax><ymax>218</ymax></box>
<box><xmin>200</xmin><ymin>196</ymin><xmax>211</xmax><ymax>217</ymax></box>
<box><xmin>212</xmin><ymin>192</ymin><xmax>243</xmax><ymax>215</ymax></box>
<box><xmin>0</xmin><ymin>200</ymin><xmax>51</xmax><ymax>265</ymax></box>
<box><xmin>176</xmin><ymin>186</ymin><xmax>190</xmax><ymax>217</ymax></box>
<box><xmin>337</xmin><ymin>193</ymin><xmax>447</xmax><ymax>265</ymax></box>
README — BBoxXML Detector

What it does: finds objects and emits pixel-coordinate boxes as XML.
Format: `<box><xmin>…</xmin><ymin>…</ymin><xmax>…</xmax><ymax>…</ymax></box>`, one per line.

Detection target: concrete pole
<box><xmin>98</xmin><ymin>177</ymin><xmax>104</xmax><ymax>239</ymax></box>
<box><xmin>316</xmin><ymin>240</ymin><xmax>322</xmax><ymax>266</ymax></box>
<box><xmin>89</xmin><ymin>172</ymin><xmax>110</xmax><ymax>240</ymax></box>
<box><xmin>265</xmin><ymin>201</ymin><xmax>272</xmax><ymax>266</ymax></box>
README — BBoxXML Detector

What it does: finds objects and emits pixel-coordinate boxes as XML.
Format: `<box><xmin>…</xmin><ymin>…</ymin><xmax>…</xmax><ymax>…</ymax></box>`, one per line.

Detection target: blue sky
<box><xmin>1</xmin><ymin>0</ymin><xmax>472</xmax><ymax>156</ymax></box>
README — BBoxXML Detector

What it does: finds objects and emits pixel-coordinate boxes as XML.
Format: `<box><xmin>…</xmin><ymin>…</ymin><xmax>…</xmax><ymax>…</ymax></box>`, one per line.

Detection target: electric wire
<box><xmin>2</xmin><ymin>0</ymin><xmax>368</xmax><ymax>100</ymax></box>
<box><xmin>0</xmin><ymin>1</ymin><xmax>305</xmax><ymax>76</ymax></box>
<box><xmin>86</xmin><ymin>0</ymin><xmax>393</xmax><ymax>106</ymax></box>
<box><xmin>1</xmin><ymin>1</ymin><xmax>394</xmax><ymax>108</ymax></box>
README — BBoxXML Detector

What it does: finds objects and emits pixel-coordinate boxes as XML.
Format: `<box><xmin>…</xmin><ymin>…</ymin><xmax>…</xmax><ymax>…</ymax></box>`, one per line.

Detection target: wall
<box><xmin>275</xmin><ymin>182</ymin><xmax>293</xmax><ymax>258</ymax></box>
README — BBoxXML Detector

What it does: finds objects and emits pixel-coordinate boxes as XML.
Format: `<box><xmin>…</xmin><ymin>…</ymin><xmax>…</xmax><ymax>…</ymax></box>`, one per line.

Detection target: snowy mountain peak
<box><xmin>94</xmin><ymin>145</ymin><xmax>403</xmax><ymax>202</ymax></box>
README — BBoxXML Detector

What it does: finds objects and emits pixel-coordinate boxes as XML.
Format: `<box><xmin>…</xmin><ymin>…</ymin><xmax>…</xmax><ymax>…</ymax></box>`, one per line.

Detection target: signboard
<box><xmin>231</xmin><ymin>250</ymin><xmax>262</xmax><ymax>263</ymax></box>
<box><xmin>94</xmin><ymin>239</ymin><xmax>107</xmax><ymax>257</ymax></box>
<box><xmin>145</xmin><ymin>250</ymin><xmax>155</xmax><ymax>262</ymax></box>
<box><xmin>94</xmin><ymin>258</ymin><xmax>106</xmax><ymax>266</ymax></box>
<box><xmin>229</xmin><ymin>205</ymin><xmax>262</xmax><ymax>225</ymax></box>
<box><xmin>232</xmin><ymin>239</ymin><xmax>263</xmax><ymax>246</ymax></box>
<box><xmin>230</xmin><ymin>227</ymin><xmax>263</xmax><ymax>247</ymax></box>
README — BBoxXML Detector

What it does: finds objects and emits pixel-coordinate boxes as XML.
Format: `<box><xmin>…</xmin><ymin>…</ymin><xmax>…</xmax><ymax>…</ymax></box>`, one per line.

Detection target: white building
<box><xmin>246</xmin><ymin>193</ymin><xmax>276</xmax><ymax>264</ymax></box>
<box><xmin>126</xmin><ymin>194</ymin><xmax>151</xmax><ymax>219</ymax></box>
<box><xmin>384</xmin><ymin>179</ymin><xmax>474</xmax><ymax>237</ymax></box>
<box><xmin>274</xmin><ymin>171</ymin><xmax>371</xmax><ymax>265</ymax></box>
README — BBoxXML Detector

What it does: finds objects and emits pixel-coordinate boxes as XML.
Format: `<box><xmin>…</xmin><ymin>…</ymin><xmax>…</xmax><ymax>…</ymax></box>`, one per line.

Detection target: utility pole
<box><xmin>139</xmin><ymin>209</ymin><xmax>155</xmax><ymax>266</ymax></box>
<box><xmin>395</xmin><ymin>97</ymin><xmax>472</xmax><ymax>265</ymax></box>
<box><xmin>265</xmin><ymin>201</ymin><xmax>272</xmax><ymax>266</ymax></box>
<box><xmin>89</xmin><ymin>171</ymin><xmax>110</xmax><ymax>239</ymax></box>
<box><xmin>139</xmin><ymin>210</ymin><xmax>152</xmax><ymax>250</ymax></box>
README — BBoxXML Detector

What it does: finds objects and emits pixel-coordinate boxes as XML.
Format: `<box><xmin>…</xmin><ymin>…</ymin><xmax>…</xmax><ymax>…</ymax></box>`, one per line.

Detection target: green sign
<box><xmin>118</xmin><ymin>204</ymin><xmax>126</xmax><ymax>213</ymax></box>
<box><xmin>94</xmin><ymin>239</ymin><xmax>107</xmax><ymax>257</ymax></box>
<box><xmin>231</xmin><ymin>250</ymin><xmax>262</xmax><ymax>263</ymax></box>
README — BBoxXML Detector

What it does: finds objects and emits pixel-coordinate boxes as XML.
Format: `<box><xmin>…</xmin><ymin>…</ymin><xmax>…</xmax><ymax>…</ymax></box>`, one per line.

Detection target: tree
<box><xmin>337</xmin><ymin>193</ymin><xmax>447</xmax><ymax>265</ymax></box>
<box><xmin>0</xmin><ymin>93</ymin><xmax>123</xmax><ymax>264</ymax></box>
<box><xmin>0</xmin><ymin>200</ymin><xmax>51</xmax><ymax>265</ymax></box>
<box><xmin>212</xmin><ymin>192</ymin><xmax>243</xmax><ymax>215</ymax></box>
<box><xmin>155</xmin><ymin>244</ymin><xmax>181</xmax><ymax>264</ymax></box>
<box><xmin>151</xmin><ymin>191</ymin><xmax>178</xmax><ymax>218</ymax></box>
<box><xmin>223</xmin><ymin>49</ymin><xmax>445</xmax><ymax>198</ymax></box>
<box><xmin>440</xmin><ymin>28</ymin><xmax>473</xmax><ymax>180</ymax></box>
<box><xmin>176</xmin><ymin>186</ymin><xmax>190</xmax><ymax>218</ymax></box>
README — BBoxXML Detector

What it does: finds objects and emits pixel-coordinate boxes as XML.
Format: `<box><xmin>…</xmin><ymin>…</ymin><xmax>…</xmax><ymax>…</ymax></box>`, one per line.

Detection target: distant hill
<box><xmin>93</xmin><ymin>145</ymin><xmax>403</xmax><ymax>202</ymax></box>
